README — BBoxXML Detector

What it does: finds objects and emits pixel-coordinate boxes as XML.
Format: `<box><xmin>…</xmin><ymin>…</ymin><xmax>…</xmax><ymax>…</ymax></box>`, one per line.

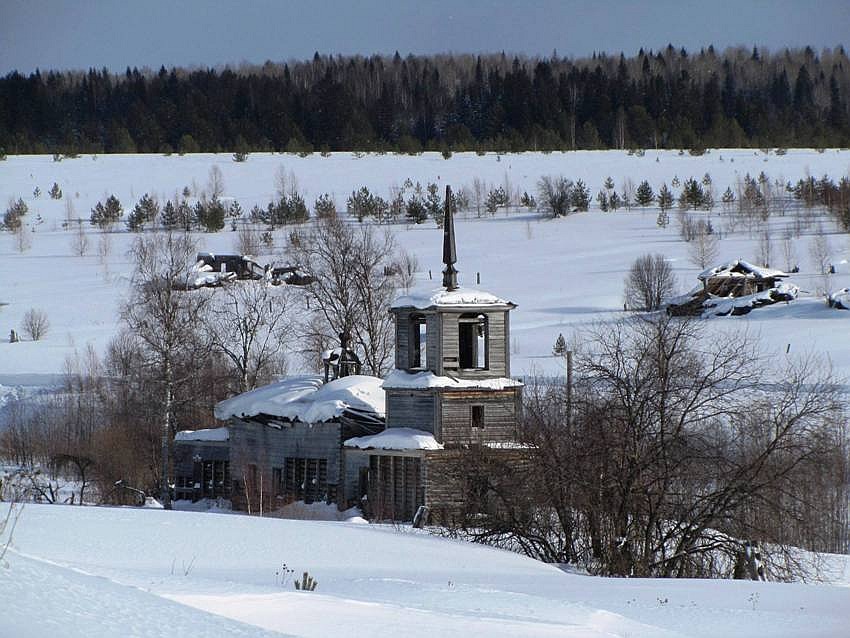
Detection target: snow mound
<box><xmin>175</xmin><ymin>427</ymin><xmax>230</xmax><ymax>442</ymax></box>
<box><xmin>383</xmin><ymin>369</ymin><xmax>523</xmax><ymax>390</ymax></box>
<box><xmin>215</xmin><ymin>375</ymin><xmax>385</xmax><ymax>422</ymax></box>
<box><xmin>392</xmin><ymin>286</ymin><xmax>513</xmax><ymax>309</ymax></box>
<box><xmin>828</xmin><ymin>288</ymin><xmax>850</xmax><ymax>310</ymax></box>
<box><xmin>345</xmin><ymin>427</ymin><xmax>443</xmax><ymax>451</ymax></box>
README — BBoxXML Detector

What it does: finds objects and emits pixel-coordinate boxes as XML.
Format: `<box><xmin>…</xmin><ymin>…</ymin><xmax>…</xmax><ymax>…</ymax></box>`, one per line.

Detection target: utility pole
<box><xmin>566</xmin><ymin>350</ymin><xmax>573</xmax><ymax>430</ymax></box>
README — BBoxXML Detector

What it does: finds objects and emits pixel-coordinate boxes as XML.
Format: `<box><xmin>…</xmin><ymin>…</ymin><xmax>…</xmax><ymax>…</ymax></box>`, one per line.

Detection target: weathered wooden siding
<box><xmin>394</xmin><ymin>310</ymin><xmax>441</xmax><ymax>373</ymax></box>
<box><xmin>229</xmin><ymin>417</ymin><xmax>342</xmax><ymax>509</ymax></box>
<box><xmin>365</xmin><ymin>453</ymin><xmax>424</xmax><ymax>521</ymax></box>
<box><xmin>394</xmin><ymin>311</ymin><xmax>410</xmax><ymax>370</ymax></box>
<box><xmin>173</xmin><ymin>440</ymin><xmax>229</xmax><ymax>480</ymax></box>
<box><xmin>423</xmin><ymin>448</ymin><xmax>533</xmax><ymax>525</ymax></box>
<box><xmin>439</xmin><ymin>388</ymin><xmax>520</xmax><ymax>447</ymax></box>
<box><xmin>385</xmin><ymin>389</ymin><xmax>437</xmax><ymax>433</ymax></box>
<box><xmin>426</xmin><ymin>313</ymin><xmax>441</xmax><ymax>373</ymax></box>
<box><xmin>438</xmin><ymin>310</ymin><xmax>509</xmax><ymax>378</ymax></box>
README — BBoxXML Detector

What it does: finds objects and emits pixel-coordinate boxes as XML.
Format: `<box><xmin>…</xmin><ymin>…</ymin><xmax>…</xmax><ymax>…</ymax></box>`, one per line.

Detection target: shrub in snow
<box><xmin>49</xmin><ymin>182</ymin><xmax>62</xmax><ymax>199</ymax></box>
<box><xmin>536</xmin><ymin>176</ymin><xmax>572</xmax><ymax>217</ymax></box>
<box><xmin>21</xmin><ymin>308</ymin><xmax>49</xmax><ymax>340</ymax></box>
<box><xmin>294</xmin><ymin>571</ymin><xmax>318</xmax><ymax>591</ymax></box>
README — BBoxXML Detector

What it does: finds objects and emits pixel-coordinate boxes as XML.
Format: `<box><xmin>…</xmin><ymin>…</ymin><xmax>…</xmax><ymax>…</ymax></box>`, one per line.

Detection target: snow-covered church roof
<box><xmin>344</xmin><ymin>427</ymin><xmax>443</xmax><ymax>451</ymax></box>
<box><xmin>214</xmin><ymin>375</ymin><xmax>385</xmax><ymax>423</ymax></box>
<box><xmin>391</xmin><ymin>286</ymin><xmax>514</xmax><ymax>310</ymax></box>
<box><xmin>698</xmin><ymin>260</ymin><xmax>788</xmax><ymax>282</ymax></box>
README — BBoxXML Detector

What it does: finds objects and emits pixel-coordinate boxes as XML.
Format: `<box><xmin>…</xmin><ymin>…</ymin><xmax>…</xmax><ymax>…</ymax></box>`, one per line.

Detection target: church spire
<box><xmin>442</xmin><ymin>185</ymin><xmax>458</xmax><ymax>291</ymax></box>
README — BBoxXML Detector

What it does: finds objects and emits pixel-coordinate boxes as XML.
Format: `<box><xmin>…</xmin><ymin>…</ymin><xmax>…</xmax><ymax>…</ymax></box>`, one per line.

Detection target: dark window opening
<box><xmin>459</xmin><ymin>313</ymin><xmax>488</xmax><ymax>370</ymax></box>
<box><xmin>182</xmin><ymin>459</ymin><xmax>230</xmax><ymax>501</ymax></box>
<box><xmin>272</xmin><ymin>467</ymin><xmax>283</xmax><ymax>496</ymax></box>
<box><xmin>284</xmin><ymin>457</ymin><xmax>328</xmax><ymax>503</ymax></box>
<box><xmin>471</xmin><ymin>405</ymin><xmax>484</xmax><ymax>428</ymax></box>
<box><xmin>409</xmin><ymin>314</ymin><xmax>427</xmax><ymax>369</ymax></box>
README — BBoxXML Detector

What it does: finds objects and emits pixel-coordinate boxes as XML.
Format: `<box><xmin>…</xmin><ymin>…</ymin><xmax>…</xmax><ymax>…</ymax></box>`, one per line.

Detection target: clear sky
<box><xmin>1</xmin><ymin>0</ymin><xmax>848</xmax><ymax>74</ymax></box>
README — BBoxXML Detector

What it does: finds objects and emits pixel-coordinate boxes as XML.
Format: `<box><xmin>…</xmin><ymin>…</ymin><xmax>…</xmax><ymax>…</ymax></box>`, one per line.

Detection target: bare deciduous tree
<box><xmin>688</xmin><ymin>224</ymin><xmax>720</xmax><ymax>268</ymax></box>
<box><xmin>21</xmin><ymin>308</ymin><xmax>49</xmax><ymax>340</ymax></box>
<box><xmin>122</xmin><ymin>232</ymin><xmax>211</xmax><ymax>508</ymax></box>
<box><xmin>290</xmin><ymin>216</ymin><xmax>402</xmax><ymax>375</ymax></box>
<box><xmin>234</xmin><ymin>224</ymin><xmax>263</xmax><ymax>256</ymax></box>
<box><xmin>536</xmin><ymin>175</ymin><xmax>573</xmax><ymax>217</ymax></box>
<box><xmin>207</xmin><ymin>165</ymin><xmax>225</xmax><ymax>200</ymax></box>
<box><xmin>203</xmin><ymin>281</ymin><xmax>293</xmax><ymax>394</ymax></box>
<box><xmin>70</xmin><ymin>220</ymin><xmax>89</xmax><ymax>257</ymax></box>
<box><xmin>445</xmin><ymin>315</ymin><xmax>847</xmax><ymax>579</ymax></box>
<box><xmin>809</xmin><ymin>225</ymin><xmax>832</xmax><ymax>294</ymax></box>
<box><xmin>624</xmin><ymin>253</ymin><xmax>677</xmax><ymax>311</ymax></box>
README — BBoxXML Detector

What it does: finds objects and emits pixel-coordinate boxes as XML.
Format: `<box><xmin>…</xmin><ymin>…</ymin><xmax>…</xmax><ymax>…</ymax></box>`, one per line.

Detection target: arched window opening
<box><xmin>459</xmin><ymin>313</ymin><xmax>488</xmax><ymax>370</ymax></box>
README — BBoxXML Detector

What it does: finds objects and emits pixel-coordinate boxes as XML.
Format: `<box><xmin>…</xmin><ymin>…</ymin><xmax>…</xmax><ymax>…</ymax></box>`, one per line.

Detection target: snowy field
<box><xmin>1</xmin><ymin>502</ymin><xmax>849</xmax><ymax>638</ymax></box>
<box><xmin>0</xmin><ymin>149</ymin><xmax>848</xmax><ymax>388</ymax></box>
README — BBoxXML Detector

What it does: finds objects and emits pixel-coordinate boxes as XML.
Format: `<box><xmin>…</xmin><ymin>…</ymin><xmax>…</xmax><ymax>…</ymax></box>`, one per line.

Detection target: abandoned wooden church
<box><xmin>174</xmin><ymin>187</ymin><xmax>525</xmax><ymax>521</ymax></box>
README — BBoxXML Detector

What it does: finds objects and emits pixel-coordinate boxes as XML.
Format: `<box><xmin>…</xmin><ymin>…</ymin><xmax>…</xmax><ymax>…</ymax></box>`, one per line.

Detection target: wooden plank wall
<box><xmin>228</xmin><ymin>418</ymin><xmax>343</xmax><ymax>509</ymax></box>
<box><xmin>439</xmin><ymin>310</ymin><xmax>509</xmax><ymax>378</ymax></box>
<box><xmin>439</xmin><ymin>388</ymin><xmax>521</xmax><ymax>447</ymax></box>
<box><xmin>385</xmin><ymin>389</ymin><xmax>438</xmax><ymax>433</ymax></box>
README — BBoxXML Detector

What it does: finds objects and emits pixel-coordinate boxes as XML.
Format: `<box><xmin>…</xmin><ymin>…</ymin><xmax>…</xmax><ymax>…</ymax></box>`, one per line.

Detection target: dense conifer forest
<box><xmin>1</xmin><ymin>45</ymin><xmax>848</xmax><ymax>154</ymax></box>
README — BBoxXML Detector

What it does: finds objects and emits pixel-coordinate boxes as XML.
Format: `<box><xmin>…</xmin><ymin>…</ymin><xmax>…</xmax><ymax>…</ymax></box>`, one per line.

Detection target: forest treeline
<box><xmin>1</xmin><ymin>45</ymin><xmax>849</xmax><ymax>155</ymax></box>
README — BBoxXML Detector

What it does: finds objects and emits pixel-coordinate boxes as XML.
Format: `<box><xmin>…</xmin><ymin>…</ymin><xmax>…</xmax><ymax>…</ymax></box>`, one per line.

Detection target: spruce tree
<box><xmin>571</xmin><ymin>180</ymin><xmax>590</xmax><ymax>211</ymax></box>
<box><xmin>160</xmin><ymin>200</ymin><xmax>178</xmax><ymax>229</ymax></box>
<box><xmin>636</xmin><ymin>180</ymin><xmax>655</xmax><ymax>206</ymax></box>
<box><xmin>553</xmin><ymin>333</ymin><xmax>566</xmax><ymax>356</ymax></box>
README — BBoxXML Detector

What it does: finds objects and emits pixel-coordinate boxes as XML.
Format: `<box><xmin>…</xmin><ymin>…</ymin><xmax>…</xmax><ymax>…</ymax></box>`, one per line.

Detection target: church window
<box><xmin>409</xmin><ymin>314</ymin><xmax>427</xmax><ymax>369</ymax></box>
<box><xmin>459</xmin><ymin>313</ymin><xmax>488</xmax><ymax>369</ymax></box>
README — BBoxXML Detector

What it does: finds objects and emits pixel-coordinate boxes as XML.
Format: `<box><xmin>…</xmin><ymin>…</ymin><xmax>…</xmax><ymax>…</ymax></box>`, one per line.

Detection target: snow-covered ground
<box><xmin>0</xmin><ymin>150</ymin><xmax>848</xmax><ymax>384</ymax></box>
<box><xmin>2</xmin><ymin>503</ymin><xmax>849</xmax><ymax>637</ymax></box>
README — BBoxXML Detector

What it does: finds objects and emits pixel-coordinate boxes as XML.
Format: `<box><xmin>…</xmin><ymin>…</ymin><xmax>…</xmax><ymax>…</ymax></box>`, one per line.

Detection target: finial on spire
<box><xmin>442</xmin><ymin>185</ymin><xmax>458</xmax><ymax>290</ymax></box>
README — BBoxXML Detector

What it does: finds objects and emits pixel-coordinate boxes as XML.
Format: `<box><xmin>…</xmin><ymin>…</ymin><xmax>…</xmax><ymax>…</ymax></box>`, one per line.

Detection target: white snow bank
<box><xmin>215</xmin><ymin>374</ymin><xmax>385</xmax><ymax>422</ymax></box>
<box><xmin>175</xmin><ymin>427</ymin><xmax>230</xmax><ymax>442</ymax></box>
<box><xmin>345</xmin><ymin>427</ymin><xmax>443</xmax><ymax>451</ymax></box>
<box><xmin>392</xmin><ymin>286</ymin><xmax>513</xmax><ymax>309</ymax></box>
<box><xmin>6</xmin><ymin>502</ymin><xmax>850</xmax><ymax>638</ymax></box>
<box><xmin>383</xmin><ymin>369</ymin><xmax>523</xmax><ymax>390</ymax></box>
<box><xmin>828</xmin><ymin>288</ymin><xmax>850</xmax><ymax>310</ymax></box>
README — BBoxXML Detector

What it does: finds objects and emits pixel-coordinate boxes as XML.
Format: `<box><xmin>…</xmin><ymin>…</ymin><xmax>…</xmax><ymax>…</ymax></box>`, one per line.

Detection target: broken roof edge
<box><xmin>698</xmin><ymin>259</ymin><xmax>789</xmax><ymax>281</ymax></box>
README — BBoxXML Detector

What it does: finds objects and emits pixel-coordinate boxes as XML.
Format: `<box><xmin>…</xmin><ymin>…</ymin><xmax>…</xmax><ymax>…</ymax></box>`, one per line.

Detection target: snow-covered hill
<box><xmin>0</xmin><ymin>150</ymin><xmax>848</xmax><ymax>382</ymax></box>
<box><xmin>2</xmin><ymin>503</ymin><xmax>848</xmax><ymax>637</ymax></box>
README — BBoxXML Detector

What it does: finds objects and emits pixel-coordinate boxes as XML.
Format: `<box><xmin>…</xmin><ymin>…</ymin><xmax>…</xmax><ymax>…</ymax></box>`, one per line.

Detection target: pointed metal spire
<box><xmin>442</xmin><ymin>185</ymin><xmax>458</xmax><ymax>290</ymax></box>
